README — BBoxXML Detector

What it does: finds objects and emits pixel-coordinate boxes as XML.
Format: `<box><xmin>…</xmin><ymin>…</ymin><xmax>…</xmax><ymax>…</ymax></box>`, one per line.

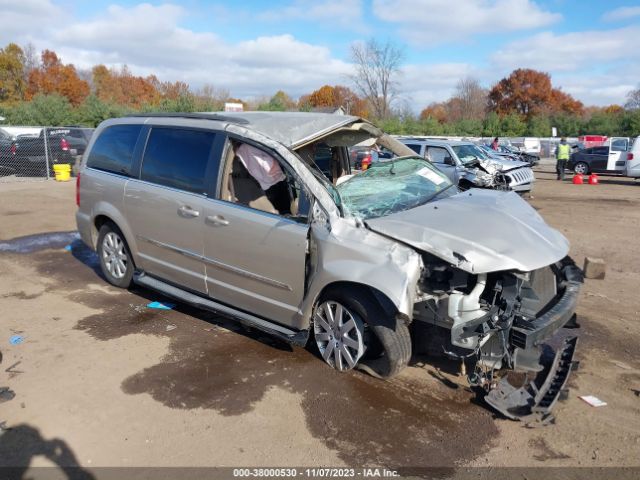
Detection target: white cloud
<box><xmin>399</xmin><ymin>63</ymin><xmax>478</xmax><ymax>106</ymax></box>
<box><xmin>602</xmin><ymin>6</ymin><xmax>640</xmax><ymax>22</ymax></box>
<box><xmin>490</xmin><ymin>26</ymin><xmax>640</xmax><ymax>72</ymax></box>
<box><xmin>47</xmin><ymin>4</ymin><xmax>352</xmax><ymax>98</ymax></box>
<box><xmin>0</xmin><ymin>0</ymin><xmax>61</xmax><ymax>45</ymax></box>
<box><xmin>372</xmin><ymin>0</ymin><xmax>561</xmax><ymax>44</ymax></box>
<box><xmin>258</xmin><ymin>0</ymin><xmax>363</xmax><ymax>26</ymax></box>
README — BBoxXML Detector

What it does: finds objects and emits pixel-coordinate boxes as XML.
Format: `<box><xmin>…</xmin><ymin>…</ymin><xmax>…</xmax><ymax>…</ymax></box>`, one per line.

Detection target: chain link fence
<box><xmin>0</xmin><ymin>126</ymin><xmax>94</xmax><ymax>182</ymax></box>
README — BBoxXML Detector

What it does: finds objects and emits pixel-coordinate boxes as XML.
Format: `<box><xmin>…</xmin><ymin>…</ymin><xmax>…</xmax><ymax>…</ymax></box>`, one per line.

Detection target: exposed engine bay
<box><xmin>412</xmin><ymin>254</ymin><xmax>583</xmax><ymax>421</ymax></box>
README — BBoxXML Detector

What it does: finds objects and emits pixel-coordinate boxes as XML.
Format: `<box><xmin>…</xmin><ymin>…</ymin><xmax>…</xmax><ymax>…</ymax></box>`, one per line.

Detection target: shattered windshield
<box><xmin>337</xmin><ymin>158</ymin><xmax>455</xmax><ymax>220</ymax></box>
<box><xmin>452</xmin><ymin>144</ymin><xmax>489</xmax><ymax>164</ymax></box>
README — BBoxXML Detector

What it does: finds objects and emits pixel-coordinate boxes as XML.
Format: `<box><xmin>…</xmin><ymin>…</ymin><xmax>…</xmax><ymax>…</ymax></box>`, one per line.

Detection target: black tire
<box><xmin>96</xmin><ymin>222</ymin><xmax>134</xmax><ymax>288</ymax></box>
<box><xmin>573</xmin><ymin>162</ymin><xmax>589</xmax><ymax>175</ymax></box>
<box><xmin>314</xmin><ymin>286</ymin><xmax>411</xmax><ymax>379</ymax></box>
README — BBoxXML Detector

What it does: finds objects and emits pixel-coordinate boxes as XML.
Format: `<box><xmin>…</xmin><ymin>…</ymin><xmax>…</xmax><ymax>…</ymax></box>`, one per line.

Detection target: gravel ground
<box><xmin>0</xmin><ymin>166</ymin><xmax>638</xmax><ymax>478</ymax></box>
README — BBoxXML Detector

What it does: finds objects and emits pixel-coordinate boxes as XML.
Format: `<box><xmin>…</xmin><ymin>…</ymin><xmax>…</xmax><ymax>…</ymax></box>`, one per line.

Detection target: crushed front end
<box><xmin>412</xmin><ymin>255</ymin><xmax>583</xmax><ymax>421</ymax></box>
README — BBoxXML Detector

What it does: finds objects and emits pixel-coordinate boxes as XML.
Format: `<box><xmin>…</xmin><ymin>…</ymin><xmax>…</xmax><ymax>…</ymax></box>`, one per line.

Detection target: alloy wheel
<box><xmin>101</xmin><ymin>231</ymin><xmax>128</xmax><ymax>279</ymax></box>
<box><xmin>314</xmin><ymin>300</ymin><xmax>365</xmax><ymax>371</ymax></box>
<box><xmin>574</xmin><ymin>163</ymin><xmax>588</xmax><ymax>175</ymax></box>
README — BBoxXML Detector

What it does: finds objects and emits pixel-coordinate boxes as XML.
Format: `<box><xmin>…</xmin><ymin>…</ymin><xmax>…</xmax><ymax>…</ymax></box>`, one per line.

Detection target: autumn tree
<box><xmin>302</xmin><ymin>84</ymin><xmax>368</xmax><ymax>117</ymax></box>
<box><xmin>549</xmin><ymin>89</ymin><xmax>584</xmax><ymax>115</ymax></box>
<box><xmin>92</xmin><ymin>65</ymin><xmax>160</xmax><ymax>109</ymax></box>
<box><xmin>488</xmin><ymin>69</ymin><xmax>553</xmax><ymax>117</ymax></box>
<box><xmin>488</xmin><ymin>68</ymin><xmax>583</xmax><ymax>118</ymax></box>
<box><xmin>27</xmin><ymin>50</ymin><xmax>89</xmax><ymax>106</ymax></box>
<box><xmin>420</xmin><ymin>103</ymin><xmax>448</xmax><ymax>123</ymax></box>
<box><xmin>350</xmin><ymin>39</ymin><xmax>404</xmax><ymax>120</ymax></box>
<box><xmin>0</xmin><ymin>43</ymin><xmax>26</xmax><ymax>104</ymax></box>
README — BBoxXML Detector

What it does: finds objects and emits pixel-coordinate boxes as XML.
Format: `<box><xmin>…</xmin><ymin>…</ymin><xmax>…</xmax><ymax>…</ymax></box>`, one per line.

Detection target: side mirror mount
<box><xmin>444</xmin><ymin>156</ymin><xmax>455</xmax><ymax>166</ymax></box>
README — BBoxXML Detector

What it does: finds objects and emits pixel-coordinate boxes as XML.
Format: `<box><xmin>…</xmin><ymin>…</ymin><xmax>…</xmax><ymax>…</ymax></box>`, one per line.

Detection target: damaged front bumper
<box><xmin>510</xmin><ymin>263</ymin><xmax>583</xmax><ymax>350</ymax></box>
<box><xmin>485</xmin><ymin>335</ymin><xmax>579</xmax><ymax>422</ymax></box>
<box><xmin>484</xmin><ymin>261</ymin><xmax>583</xmax><ymax>422</ymax></box>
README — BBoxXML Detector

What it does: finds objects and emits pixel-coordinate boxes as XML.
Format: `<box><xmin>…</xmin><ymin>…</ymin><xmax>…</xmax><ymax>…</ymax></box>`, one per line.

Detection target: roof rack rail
<box><xmin>123</xmin><ymin>112</ymin><xmax>250</xmax><ymax>125</ymax></box>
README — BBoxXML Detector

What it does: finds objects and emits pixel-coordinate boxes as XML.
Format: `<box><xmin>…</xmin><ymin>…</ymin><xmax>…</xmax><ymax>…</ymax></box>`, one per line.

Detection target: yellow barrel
<box><xmin>53</xmin><ymin>164</ymin><xmax>71</xmax><ymax>182</ymax></box>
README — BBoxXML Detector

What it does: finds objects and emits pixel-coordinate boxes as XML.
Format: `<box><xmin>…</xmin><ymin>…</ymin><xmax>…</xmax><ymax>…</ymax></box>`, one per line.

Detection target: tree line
<box><xmin>0</xmin><ymin>41</ymin><xmax>639</xmax><ymax>138</ymax></box>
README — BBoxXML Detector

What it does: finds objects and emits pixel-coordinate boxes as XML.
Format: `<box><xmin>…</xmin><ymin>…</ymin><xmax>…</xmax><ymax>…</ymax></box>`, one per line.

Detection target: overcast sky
<box><xmin>2</xmin><ymin>0</ymin><xmax>639</xmax><ymax>109</ymax></box>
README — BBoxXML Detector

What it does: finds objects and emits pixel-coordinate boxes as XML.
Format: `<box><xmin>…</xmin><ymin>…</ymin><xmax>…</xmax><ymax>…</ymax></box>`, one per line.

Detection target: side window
<box><xmin>611</xmin><ymin>139</ymin><xmax>628</xmax><ymax>152</ymax></box>
<box><xmin>593</xmin><ymin>147</ymin><xmax>608</xmax><ymax>155</ymax></box>
<box><xmin>426</xmin><ymin>146</ymin><xmax>450</xmax><ymax>164</ymax></box>
<box><xmin>87</xmin><ymin>124</ymin><xmax>142</xmax><ymax>175</ymax></box>
<box><xmin>141</xmin><ymin>128</ymin><xmax>216</xmax><ymax>195</ymax></box>
<box><xmin>406</xmin><ymin>144</ymin><xmax>422</xmax><ymax>155</ymax></box>
<box><xmin>222</xmin><ymin>141</ymin><xmax>310</xmax><ymax>221</ymax></box>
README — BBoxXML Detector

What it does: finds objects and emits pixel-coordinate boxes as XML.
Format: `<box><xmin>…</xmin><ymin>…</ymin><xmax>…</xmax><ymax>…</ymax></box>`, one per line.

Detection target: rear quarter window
<box><xmin>141</xmin><ymin>127</ymin><xmax>216</xmax><ymax>194</ymax></box>
<box><xmin>87</xmin><ymin>124</ymin><xmax>143</xmax><ymax>176</ymax></box>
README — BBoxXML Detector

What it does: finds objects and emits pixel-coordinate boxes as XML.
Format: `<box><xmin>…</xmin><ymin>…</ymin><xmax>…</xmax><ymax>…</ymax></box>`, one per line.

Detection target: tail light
<box><xmin>76</xmin><ymin>173</ymin><xmax>81</xmax><ymax>206</ymax></box>
<box><xmin>628</xmin><ymin>153</ymin><xmax>634</xmax><ymax>161</ymax></box>
<box><xmin>361</xmin><ymin>154</ymin><xmax>372</xmax><ymax>170</ymax></box>
<box><xmin>10</xmin><ymin>143</ymin><xmax>16</xmax><ymax>155</ymax></box>
<box><xmin>60</xmin><ymin>137</ymin><xmax>70</xmax><ymax>151</ymax></box>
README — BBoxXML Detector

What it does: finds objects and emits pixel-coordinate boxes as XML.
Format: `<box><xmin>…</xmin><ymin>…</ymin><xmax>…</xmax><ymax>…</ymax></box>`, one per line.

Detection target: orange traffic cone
<box><xmin>572</xmin><ymin>174</ymin><xmax>584</xmax><ymax>185</ymax></box>
<box><xmin>588</xmin><ymin>173</ymin><xmax>599</xmax><ymax>185</ymax></box>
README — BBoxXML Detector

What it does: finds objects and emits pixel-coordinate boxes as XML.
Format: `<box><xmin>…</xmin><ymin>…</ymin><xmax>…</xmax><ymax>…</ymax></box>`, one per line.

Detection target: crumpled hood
<box><xmin>479</xmin><ymin>157</ymin><xmax>529</xmax><ymax>173</ymax></box>
<box><xmin>365</xmin><ymin>189</ymin><xmax>569</xmax><ymax>274</ymax></box>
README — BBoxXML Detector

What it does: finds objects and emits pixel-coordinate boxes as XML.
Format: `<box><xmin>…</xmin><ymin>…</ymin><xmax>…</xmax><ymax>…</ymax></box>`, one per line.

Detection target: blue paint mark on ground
<box><xmin>147</xmin><ymin>301</ymin><xmax>176</xmax><ymax>310</ymax></box>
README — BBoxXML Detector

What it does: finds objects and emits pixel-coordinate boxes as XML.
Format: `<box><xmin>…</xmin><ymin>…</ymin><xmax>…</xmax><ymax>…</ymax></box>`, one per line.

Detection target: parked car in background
<box><xmin>10</xmin><ymin>127</ymin><xmax>94</xmax><ymax>176</ymax></box>
<box><xmin>512</xmin><ymin>137</ymin><xmax>541</xmax><ymax>156</ymax></box>
<box><xmin>626</xmin><ymin>137</ymin><xmax>640</xmax><ymax>178</ymax></box>
<box><xmin>497</xmin><ymin>144</ymin><xmax>540</xmax><ymax>165</ymax></box>
<box><xmin>77</xmin><ymin>111</ymin><xmax>581</xmax><ymax>420</ymax></box>
<box><xmin>578</xmin><ymin>135</ymin><xmax>608</xmax><ymax>149</ymax></box>
<box><xmin>568</xmin><ymin>137</ymin><xmax>630</xmax><ymax>175</ymax></box>
<box><xmin>398</xmin><ymin>138</ymin><xmax>534</xmax><ymax>193</ymax></box>
<box><xmin>349</xmin><ymin>145</ymin><xmax>394</xmax><ymax>171</ymax></box>
<box><xmin>0</xmin><ymin>128</ymin><xmax>16</xmax><ymax>176</ymax></box>
<box><xmin>478</xmin><ymin>144</ymin><xmax>519</xmax><ymax>162</ymax></box>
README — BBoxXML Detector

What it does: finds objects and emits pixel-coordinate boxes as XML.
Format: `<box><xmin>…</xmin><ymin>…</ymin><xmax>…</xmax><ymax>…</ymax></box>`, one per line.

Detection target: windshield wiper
<box><xmin>419</xmin><ymin>183</ymin><xmax>455</xmax><ymax>206</ymax></box>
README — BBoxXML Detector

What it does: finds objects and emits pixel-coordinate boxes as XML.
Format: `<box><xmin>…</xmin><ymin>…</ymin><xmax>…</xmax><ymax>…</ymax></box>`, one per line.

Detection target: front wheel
<box><xmin>573</xmin><ymin>162</ymin><xmax>589</xmax><ymax>175</ymax></box>
<box><xmin>97</xmin><ymin>222</ymin><xmax>134</xmax><ymax>288</ymax></box>
<box><xmin>313</xmin><ymin>288</ymin><xmax>411</xmax><ymax>378</ymax></box>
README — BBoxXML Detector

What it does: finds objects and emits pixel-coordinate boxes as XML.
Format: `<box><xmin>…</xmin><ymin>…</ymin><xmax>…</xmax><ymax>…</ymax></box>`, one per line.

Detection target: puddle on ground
<box><xmin>14</xmin><ymin>239</ymin><xmax>499</xmax><ymax>468</ymax></box>
<box><xmin>0</xmin><ymin>231</ymin><xmax>79</xmax><ymax>254</ymax></box>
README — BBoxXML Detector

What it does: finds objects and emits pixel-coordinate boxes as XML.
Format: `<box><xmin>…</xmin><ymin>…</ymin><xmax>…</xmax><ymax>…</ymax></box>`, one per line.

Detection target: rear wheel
<box><xmin>97</xmin><ymin>222</ymin><xmax>134</xmax><ymax>288</ymax></box>
<box><xmin>573</xmin><ymin>162</ymin><xmax>589</xmax><ymax>175</ymax></box>
<box><xmin>313</xmin><ymin>288</ymin><xmax>411</xmax><ymax>378</ymax></box>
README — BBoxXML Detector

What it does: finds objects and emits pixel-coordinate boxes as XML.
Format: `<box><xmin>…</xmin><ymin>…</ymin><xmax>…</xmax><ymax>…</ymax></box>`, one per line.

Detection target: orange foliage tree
<box><xmin>26</xmin><ymin>50</ymin><xmax>89</xmax><ymax>106</ymax></box>
<box><xmin>420</xmin><ymin>103</ymin><xmax>448</xmax><ymax>123</ymax></box>
<box><xmin>488</xmin><ymin>68</ymin><xmax>583</xmax><ymax>117</ymax></box>
<box><xmin>303</xmin><ymin>84</ymin><xmax>369</xmax><ymax>117</ymax></box>
<box><xmin>92</xmin><ymin>65</ymin><xmax>160</xmax><ymax>108</ymax></box>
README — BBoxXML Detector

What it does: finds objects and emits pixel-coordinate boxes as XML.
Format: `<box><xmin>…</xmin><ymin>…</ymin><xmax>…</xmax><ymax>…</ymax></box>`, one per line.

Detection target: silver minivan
<box><xmin>77</xmin><ymin>112</ymin><xmax>582</xmax><ymax>419</ymax></box>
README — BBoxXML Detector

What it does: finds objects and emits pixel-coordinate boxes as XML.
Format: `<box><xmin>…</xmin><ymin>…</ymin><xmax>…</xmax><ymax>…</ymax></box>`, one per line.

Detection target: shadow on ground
<box><xmin>0</xmin><ymin>423</ymin><xmax>95</xmax><ymax>480</ymax></box>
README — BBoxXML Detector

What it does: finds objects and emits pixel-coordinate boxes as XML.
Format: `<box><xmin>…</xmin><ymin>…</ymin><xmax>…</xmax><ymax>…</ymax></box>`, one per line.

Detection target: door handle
<box><xmin>178</xmin><ymin>205</ymin><xmax>200</xmax><ymax>218</ymax></box>
<box><xmin>206</xmin><ymin>215</ymin><xmax>229</xmax><ymax>226</ymax></box>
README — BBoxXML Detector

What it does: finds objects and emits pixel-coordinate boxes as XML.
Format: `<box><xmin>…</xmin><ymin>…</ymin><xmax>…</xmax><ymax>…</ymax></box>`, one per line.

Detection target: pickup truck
<box><xmin>9</xmin><ymin>127</ymin><xmax>93</xmax><ymax>177</ymax></box>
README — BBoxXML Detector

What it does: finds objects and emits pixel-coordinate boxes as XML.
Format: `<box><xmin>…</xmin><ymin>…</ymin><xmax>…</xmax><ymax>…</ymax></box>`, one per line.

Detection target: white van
<box><xmin>512</xmin><ymin>137</ymin><xmax>541</xmax><ymax>155</ymax></box>
<box><xmin>626</xmin><ymin>136</ymin><xmax>640</xmax><ymax>178</ymax></box>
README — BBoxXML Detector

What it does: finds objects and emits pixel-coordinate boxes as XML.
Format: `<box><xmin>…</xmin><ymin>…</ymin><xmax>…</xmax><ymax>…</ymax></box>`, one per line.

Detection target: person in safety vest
<box><xmin>556</xmin><ymin>137</ymin><xmax>571</xmax><ymax>180</ymax></box>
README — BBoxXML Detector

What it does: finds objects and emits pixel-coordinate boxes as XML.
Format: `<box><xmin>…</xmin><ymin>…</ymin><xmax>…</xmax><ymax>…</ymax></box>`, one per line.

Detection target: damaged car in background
<box><xmin>396</xmin><ymin>137</ymin><xmax>535</xmax><ymax>194</ymax></box>
<box><xmin>77</xmin><ymin>112</ymin><xmax>580</xmax><ymax>422</ymax></box>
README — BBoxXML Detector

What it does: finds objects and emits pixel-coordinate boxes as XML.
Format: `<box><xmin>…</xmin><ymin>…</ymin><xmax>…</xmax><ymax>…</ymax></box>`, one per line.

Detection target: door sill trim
<box><xmin>133</xmin><ymin>272</ymin><xmax>308</xmax><ymax>346</ymax></box>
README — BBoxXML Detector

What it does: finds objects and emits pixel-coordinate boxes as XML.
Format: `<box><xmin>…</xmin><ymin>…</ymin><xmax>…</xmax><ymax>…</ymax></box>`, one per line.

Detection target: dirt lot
<box><xmin>0</xmin><ymin>168</ymin><xmax>639</xmax><ymax>477</ymax></box>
